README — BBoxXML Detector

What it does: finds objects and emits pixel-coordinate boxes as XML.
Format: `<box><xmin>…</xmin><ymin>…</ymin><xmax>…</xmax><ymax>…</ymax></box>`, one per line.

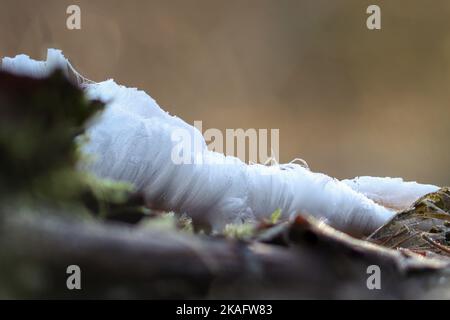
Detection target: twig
<box><xmin>421</xmin><ymin>233</ymin><xmax>450</xmax><ymax>255</ymax></box>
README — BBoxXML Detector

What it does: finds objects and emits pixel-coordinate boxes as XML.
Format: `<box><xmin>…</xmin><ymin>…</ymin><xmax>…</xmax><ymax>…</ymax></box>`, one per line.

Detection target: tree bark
<box><xmin>1</xmin><ymin>212</ymin><xmax>449</xmax><ymax>299</ymax></box>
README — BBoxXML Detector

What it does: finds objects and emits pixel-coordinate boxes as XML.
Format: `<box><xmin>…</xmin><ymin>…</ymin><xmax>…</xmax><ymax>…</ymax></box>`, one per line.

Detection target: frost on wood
<box><xmin>0</xmin><ymin>49</ymin><xmax>450</xmax><ymax>299</ymax></box>
<box><xmin>1</xmin><ymin>49</ymin><xmax>441</xmax><ymax>236</ymax></box>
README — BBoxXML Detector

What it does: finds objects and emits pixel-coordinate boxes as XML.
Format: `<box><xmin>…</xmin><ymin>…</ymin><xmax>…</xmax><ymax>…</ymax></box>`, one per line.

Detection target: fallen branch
<box><xmin>1</xmin><ymin>211</ymin><xmax>449</xmax><ymax>299</ymax></box>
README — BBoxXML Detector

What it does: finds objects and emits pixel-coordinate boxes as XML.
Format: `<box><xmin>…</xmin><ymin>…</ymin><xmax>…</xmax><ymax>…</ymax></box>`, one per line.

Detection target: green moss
<box><xmin>0</xmin><ymin>69</ymin><xmax>103</xmax><ymax>198</ymax></box>
<box><xmin>0</xmin><ymin>69</ymin><xmax>150</xmax><ymax>222</ymax></box>
<box><xmin>270</xmin><ymin>208</ymin><xmax>282</xmax><ymax>224</ymax></box>
<box><xmin>223</xmin><ymin>222</ymin><xmax>255</xmax><ymax>240</ymax></box>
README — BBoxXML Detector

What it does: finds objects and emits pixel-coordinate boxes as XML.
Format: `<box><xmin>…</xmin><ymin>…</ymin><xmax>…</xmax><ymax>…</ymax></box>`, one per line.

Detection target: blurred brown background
<box><xmin>1</xmin><ymin>0</ymin><xmax>450</xmax><ymax>185</ymax></box>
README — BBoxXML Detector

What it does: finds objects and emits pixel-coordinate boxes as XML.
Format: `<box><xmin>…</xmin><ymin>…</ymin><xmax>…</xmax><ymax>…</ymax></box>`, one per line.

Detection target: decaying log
<box><xmin>1</xmin><ymin>210</ymin><xmax>450</xmax><ymax>299</ymax></box>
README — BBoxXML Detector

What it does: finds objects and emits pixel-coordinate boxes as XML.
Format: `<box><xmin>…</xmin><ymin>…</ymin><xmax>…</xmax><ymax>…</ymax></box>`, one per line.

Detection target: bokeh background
<box><xmin>1</xmin><ymin>0</ymin><xmax>450</xmax><ymax>185</ymax></box>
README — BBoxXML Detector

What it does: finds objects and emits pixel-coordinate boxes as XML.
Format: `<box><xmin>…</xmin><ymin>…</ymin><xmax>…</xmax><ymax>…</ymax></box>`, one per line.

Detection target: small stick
<box><xmin>421</xmin><ymin>233</ymin><xmax>450</xmax><ymax>255</ymax></box>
